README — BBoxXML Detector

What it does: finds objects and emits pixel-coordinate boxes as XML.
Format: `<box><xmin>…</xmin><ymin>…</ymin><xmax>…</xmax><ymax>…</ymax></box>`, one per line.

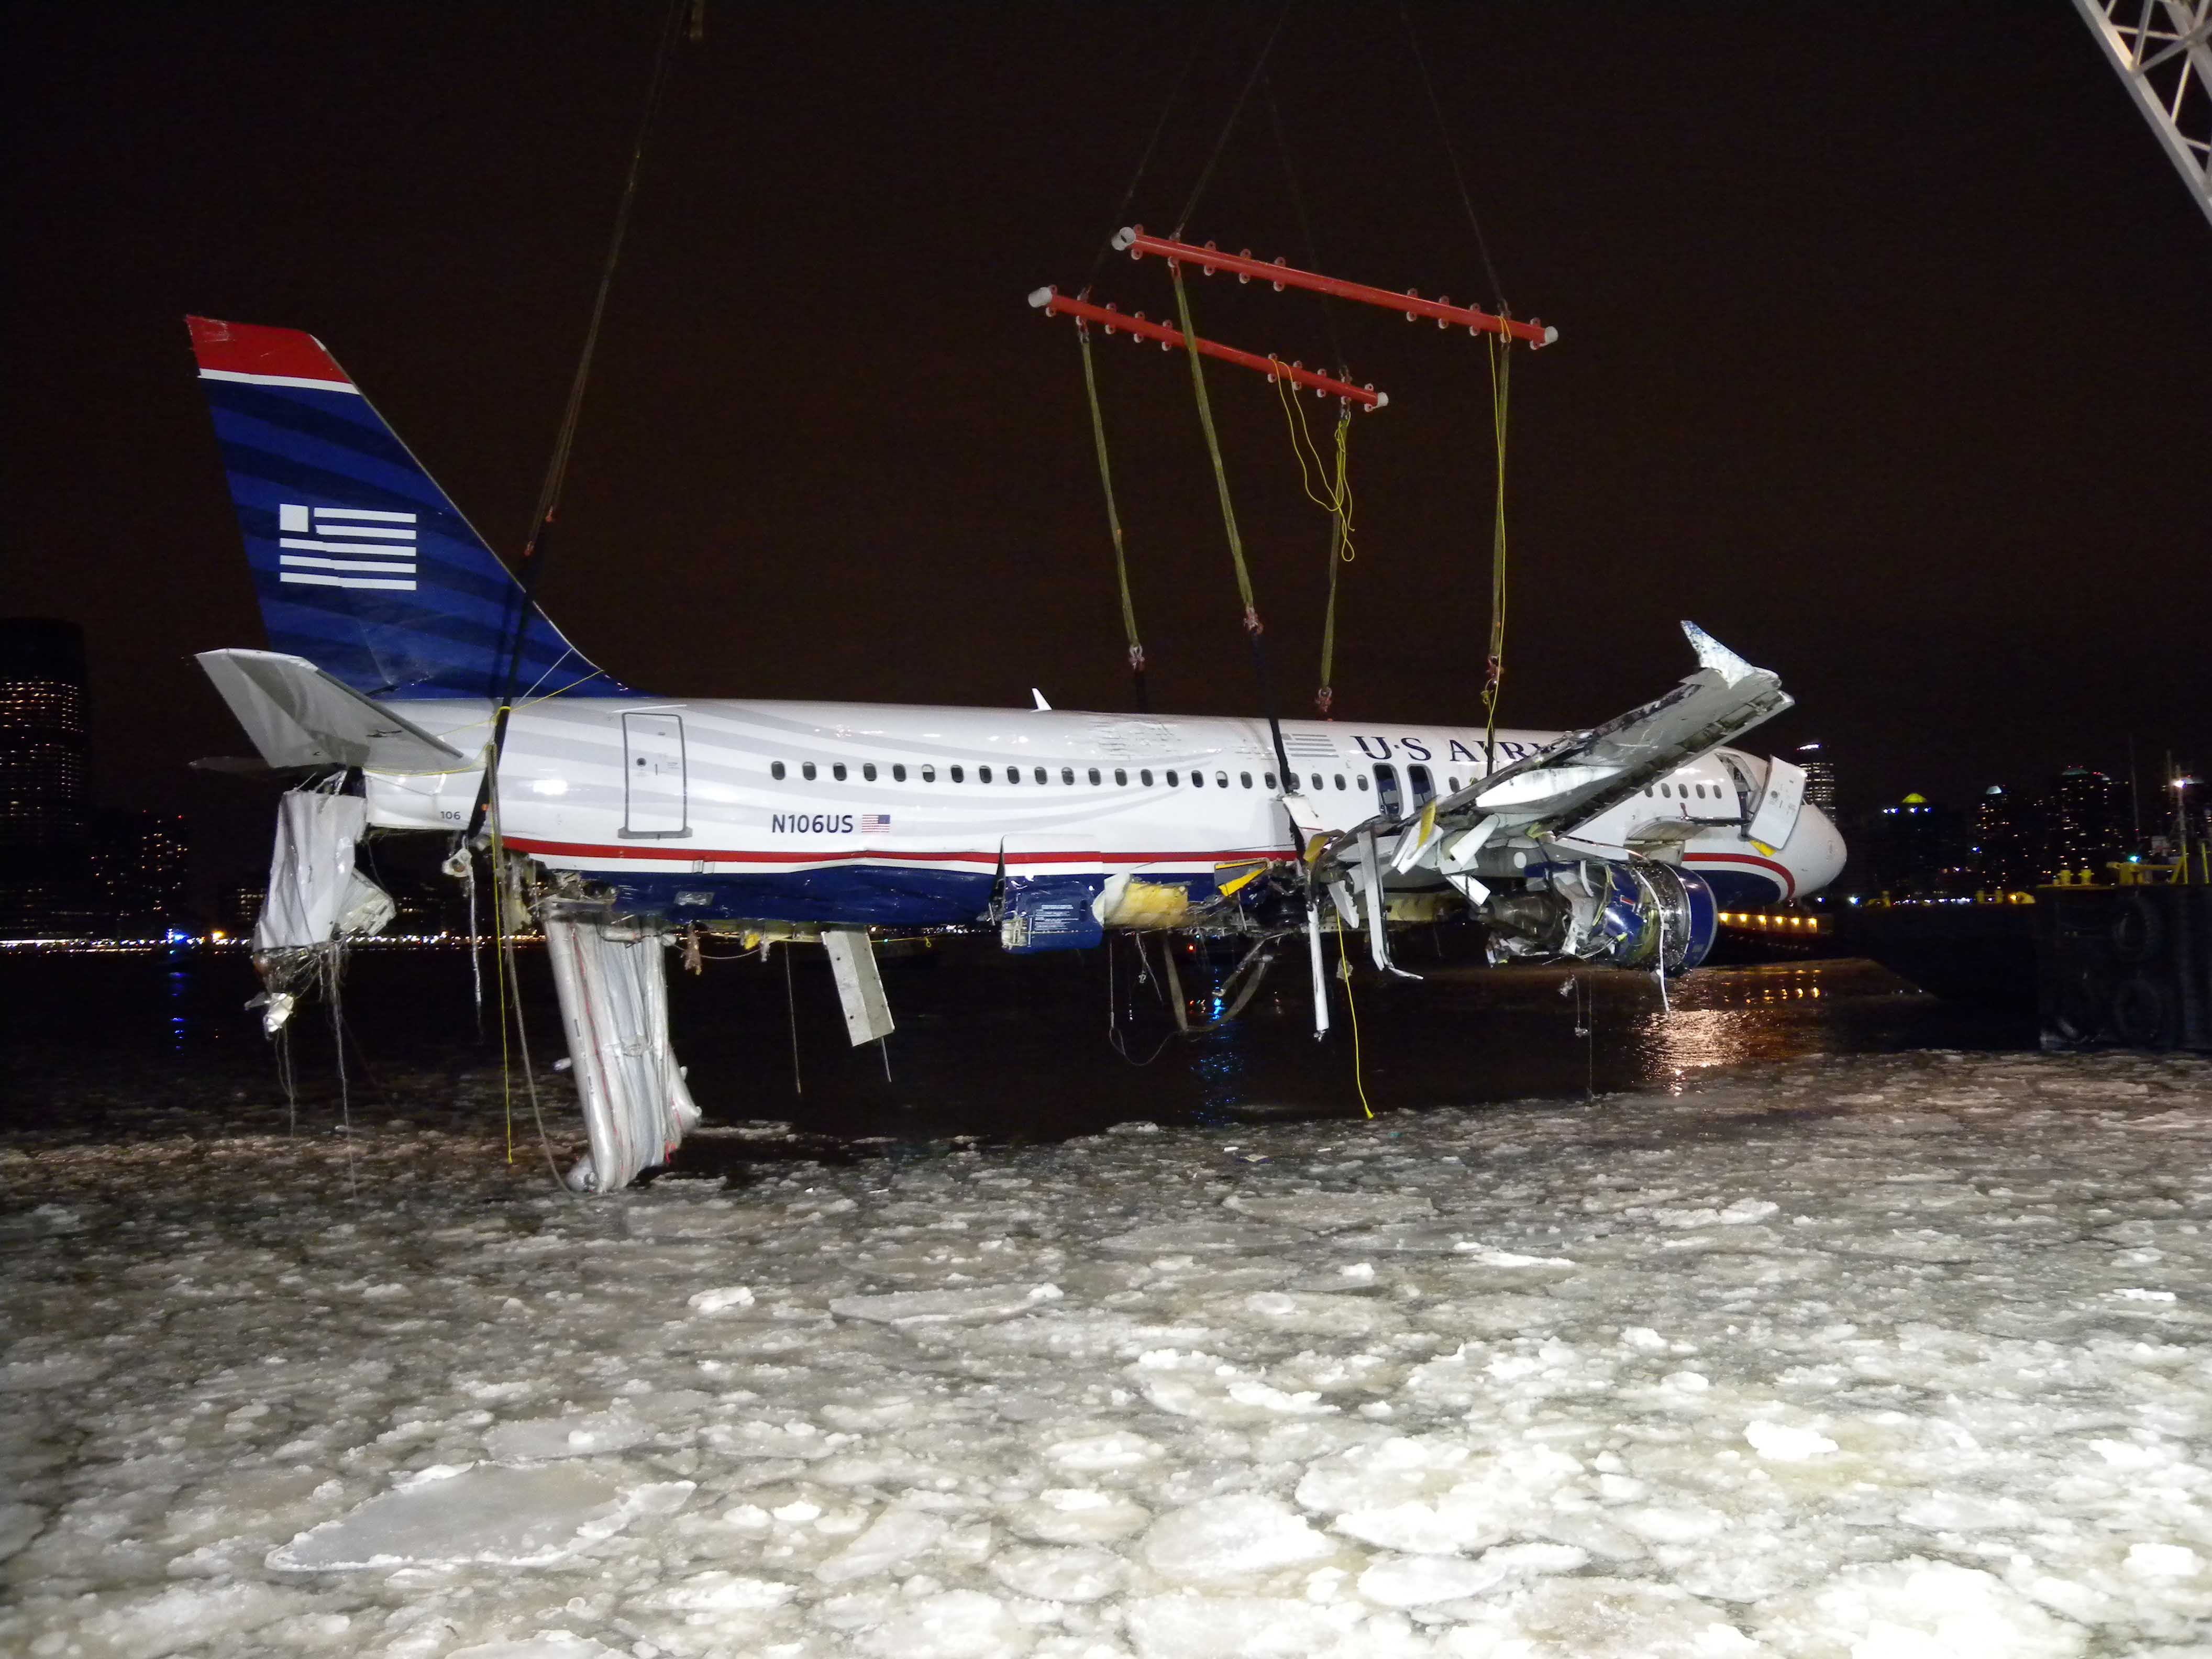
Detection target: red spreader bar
<box><xmin>1112</xmin><ymin>227</ymin><xmax>1558</xmax><ymax>349</ymax></box>
<box><xmin>1027</xmin><ymin>287</ymin><xmax>1388</xmax><ymax>411</ymax></box>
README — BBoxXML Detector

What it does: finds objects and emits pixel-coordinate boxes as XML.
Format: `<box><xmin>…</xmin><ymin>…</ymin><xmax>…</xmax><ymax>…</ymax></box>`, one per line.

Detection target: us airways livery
<box><xmin>187</xmin><ymin>316</ymin><xmax>1843</xmax><ymax>1191</ymax></box>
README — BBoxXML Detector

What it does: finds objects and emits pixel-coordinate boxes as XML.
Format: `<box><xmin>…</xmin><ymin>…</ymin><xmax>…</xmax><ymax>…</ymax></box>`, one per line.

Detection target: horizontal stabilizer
<box><xmin>197</xmin><ymin>648</ymin><xmax>466</xmax><ymax>773</ymax></box>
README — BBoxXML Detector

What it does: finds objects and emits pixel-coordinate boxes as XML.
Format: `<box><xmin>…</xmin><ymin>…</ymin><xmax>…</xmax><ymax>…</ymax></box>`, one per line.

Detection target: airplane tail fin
<box><xmin>186</xmin><ymin>316</ymin><xmax>632</xmax><ymax>701</ymax></box>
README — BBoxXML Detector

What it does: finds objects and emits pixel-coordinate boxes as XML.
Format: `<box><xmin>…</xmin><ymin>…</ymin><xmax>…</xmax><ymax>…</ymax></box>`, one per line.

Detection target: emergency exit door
<box><xmin>621</xmin><ymin>712</ymin><xmax>689</xmax><ymax>838</ymax></box>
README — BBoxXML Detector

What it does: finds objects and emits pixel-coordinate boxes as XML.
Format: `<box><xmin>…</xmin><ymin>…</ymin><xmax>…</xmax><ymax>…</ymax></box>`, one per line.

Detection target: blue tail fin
<box><xmin>187</xmin><ymin>316</ymin><xmax>633</xmax><ymax>701</ymax></box>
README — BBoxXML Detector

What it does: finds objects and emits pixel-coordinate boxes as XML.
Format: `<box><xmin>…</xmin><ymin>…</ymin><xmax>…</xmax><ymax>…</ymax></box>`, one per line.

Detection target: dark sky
<box><xmin>7</xmin><ymin>3</ymin><xmax>2209</xmax><ymax>877</ymax></box>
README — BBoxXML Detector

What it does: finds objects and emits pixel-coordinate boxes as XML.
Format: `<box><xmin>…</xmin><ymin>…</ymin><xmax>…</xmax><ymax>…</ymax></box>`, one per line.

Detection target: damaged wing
<box><xmin>1329</xmin><ymin>622</ymin><xmax>1793</xmax><ymax>875</ymax></box>
<box><xmin>197</xmin><ymin>649</ymin><xmax>466</xmax><ymax>773</ymax></box>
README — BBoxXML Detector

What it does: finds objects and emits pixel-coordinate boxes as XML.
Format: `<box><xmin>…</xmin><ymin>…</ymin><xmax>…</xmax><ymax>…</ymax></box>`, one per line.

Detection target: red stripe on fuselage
<box><xmin>1684</xmin><ymin>849</ymin><xmax>1795</xmax><ymax>900</ymax></box>
<box><xmin>500</xmin><ymin>836</ymin><xmax>1295</xmax><ymax>869</ymax></box>
<box><xmin>186</xmin><ymin>316</ymin><xmax>351</xmax><ymax>385</ymax></box>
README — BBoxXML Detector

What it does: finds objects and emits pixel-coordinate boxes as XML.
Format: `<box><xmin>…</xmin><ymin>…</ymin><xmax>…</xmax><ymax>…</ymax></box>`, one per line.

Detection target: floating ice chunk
<box><xmin>1224</xmin><ymin>1192</ymin><xmax>1436</xmax><ymax>1230</ymax></box>
<box><xmin>1125</xmin><ymin>1595</ymin><xmax>1350</xmax><ymax>1659</ymax></box>
<box><xmin>1296</xmin><ymin>1438</ymin><xmax>1583</xmax><ymax>1555</ymax></box>
<box><xmin>853</xmin><ymin>1589</ymin><xmax>1023</xmax><ymax>1659</ymax></box>
<box><xmin>1007</xmin><ymin>1488</ymin><xmax>1152</xmax><ymax>1545</ymax></box>
<box><xmin>817</xmin><ymin>1504</ymin><xmax>949</xmax><ymax>1584</ymax></box>
<box><xmin>1452</xmin><ymin>1243</ymin><xmax>1577</xmax><ymax>1267</ymax></box>
<box><xmin>1506</xmin><ymin>1577</ymin><xmax>1763</xmax><ymax>1657</ymax></box>
<box><xmin>1141</xmin><ymin>1495</ymin><xmax>1335</xmax><ymax>1583</ymax></box>
<box><xmin>687</xmin><ymin>1285</ymin><xmax>757</xmax><ymax>1313</ymax></box>
<box><xmin>33</xmin><ymin>1583</ymin><xmax>309</xmax><ymax>1658</ymax></box>
<box><xmin>1744</xmin><ymin>1420</ymin><xmax>1838</xmax><ymax>1462</ymax></box>
<box><xmin>1617</xmin><ymin>1505</ymin><xmax>1730</xmax><ymax>1544</ymax></box>
<box><xmin>0</xmin><ymin>1501</ymin><xmax>43</xmax><ymax>1564</ymax></box>
<box><xmin>2109</xmin><ymin>1287</ymin><xmax>2177</xmax><ymax>1302</ymax></box>
<box><xmin>1200</xmin><ymin>1290</ymin><xmax>1408</xmax><ymax>1339</ymax></box>
<box><xmin>449</xmin><ymin>1633</ymin><xmax>625</xmax><ymax>1659</ymax></box>
<box><xmin>1719</xmin><ymin>1199</ymin><xmax>1779</xmax><ymax>1223</ymax></box>
<box><xmin>830</xmin><ymin>1283</ymin><xmax>1063</xmax><ymax>1325</ymax></box>
<box><xmin>1101</xmin><ymin>1221</ymin><xmax>1308</xmax><ymax>1255</ymax></box>
<box><xmin>1754</xmin><ymin>1557</ymin><xmax>2084</xmax><ymax>1657</ymax></box>
<box><xmin>1356</xmin><ymin>1552</ymin><xmax>1508</xmax><ymax>1606</ymax></box>
<box><xmin>987</xmin><ymin>1542</ymin><xmax>1128</xmax><ymax>1601</ymax></box>
<box><xmin>484</xmin><ymin>1403</ymin><xmax>651</xmax><ymax>1462</ymax></box>
<box><xmin>1044</xmin><ymin>1430</ymin><xmax>1164</xmax><ymax>1470</ymax></box>
<box><xmin>640</xmin><ymin>1570</ymin><xmax>797</xmax><ymax>1611</ymax></box>
<box><xmin>705</xmin><ymin>1419</ymin><xmax>839</xmax><ymax>1460</ymax></box>
<box><xmin>1131</xmin><ymin>1350</ymin><xmax>1337</xmax><ymax>1422</ymax></box>
<box><xmin>268</xmin><ymin>1464</ymin><xmax>692</xmax><ymax>1570</ymax></box>
<box><xmin>2124</xmin><ymin>1542</ymin><xmax>2202</xmax><ymax>1579</ymax></box>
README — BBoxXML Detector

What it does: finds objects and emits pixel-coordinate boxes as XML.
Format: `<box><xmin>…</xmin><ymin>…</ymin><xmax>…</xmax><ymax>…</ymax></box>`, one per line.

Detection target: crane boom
<box><xmin>2072</xmin><ymin>0</ymin><xmax>2212</xmax><ymax>231</ymax></box>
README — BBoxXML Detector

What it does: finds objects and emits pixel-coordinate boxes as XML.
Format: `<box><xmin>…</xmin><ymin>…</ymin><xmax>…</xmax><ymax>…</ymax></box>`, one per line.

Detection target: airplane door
<box><xmin>1746</xmin><ymin>756</ymin><xmax>1806</xmax><ymax>850</ymax></box>
<box><xmin>621</xmin><ymin>712</ymin><xmax>689</xmax><ymax>838</ymax></box>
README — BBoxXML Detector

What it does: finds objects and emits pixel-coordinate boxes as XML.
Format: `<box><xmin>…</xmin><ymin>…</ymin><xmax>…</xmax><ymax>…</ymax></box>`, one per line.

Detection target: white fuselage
<box><xmin>360</xmin><ymin>698</ymin><xmax>1843</xmax><ymax>927</ymax></box>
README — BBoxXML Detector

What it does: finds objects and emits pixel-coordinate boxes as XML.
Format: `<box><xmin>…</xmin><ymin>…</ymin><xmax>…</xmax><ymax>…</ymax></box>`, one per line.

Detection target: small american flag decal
<box><xmin>860</xmin><ymin>813</ymin><xmax>891</xmax><ymax>833</ymax></box>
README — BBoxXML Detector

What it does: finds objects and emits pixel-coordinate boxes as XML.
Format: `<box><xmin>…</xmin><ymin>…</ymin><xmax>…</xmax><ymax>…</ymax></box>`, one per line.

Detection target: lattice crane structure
<box><xmin>2072</xmin><ymin>0</ymin><xmax>2212</xmax><ymax>230</ymax></box>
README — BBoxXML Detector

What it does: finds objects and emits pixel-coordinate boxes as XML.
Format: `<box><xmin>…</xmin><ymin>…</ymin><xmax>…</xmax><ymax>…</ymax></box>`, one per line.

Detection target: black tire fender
<box><xmin>2111</xmin><ymin>893</ymin><xmax>2166</xmax><ymax>965</ymax></box>
<box><xmin>2108</xmin><ymin>975</ymin><xmax>2172</xmax><ymax>1047</ymax></box>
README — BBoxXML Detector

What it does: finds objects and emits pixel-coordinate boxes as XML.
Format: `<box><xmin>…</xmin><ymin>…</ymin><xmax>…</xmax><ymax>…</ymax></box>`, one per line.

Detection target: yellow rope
<box><xmin>1275</xmin><ymin>374</ymin><xmax>1356</xmax><ymax>713</ymax></box>
<box><xmin>1481</xmin><ymin>330</ymin><xmax>1512</xmax><ymax>761</ymax></box>
<box><xmin>1332</xmin><ymin>907</ymin><xmax>1374</xmax><ymax>1120</ymax></box>
<box><xmin>1168</xmin><ymin>263</ymin><xmax>1260</xmax><ymax>631</ymax></box>
<box><xmin>1077</xmin><ymin>323</ymin><xmax>1146</xmax><ymax>677</ymax></box>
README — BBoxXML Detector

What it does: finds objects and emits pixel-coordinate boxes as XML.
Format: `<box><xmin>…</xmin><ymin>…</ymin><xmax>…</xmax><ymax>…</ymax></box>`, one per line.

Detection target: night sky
<box><xmin>8</xmin><ymin>4</ymin><xmax>2208</xmax><ymax>885</ymax></box>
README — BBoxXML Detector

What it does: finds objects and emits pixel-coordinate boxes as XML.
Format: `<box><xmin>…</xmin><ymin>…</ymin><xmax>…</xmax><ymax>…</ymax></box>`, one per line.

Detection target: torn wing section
<box><xmin>198</xmin><ymin>648</ymin><xmax>467</xmax><ymax>773</ymax></box>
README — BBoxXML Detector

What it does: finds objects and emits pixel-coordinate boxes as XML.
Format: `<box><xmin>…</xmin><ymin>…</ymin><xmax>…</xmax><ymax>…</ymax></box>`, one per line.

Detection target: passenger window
<box><xmin>1311</xmin><ymin>773</ymin><xmax>1323</xmax><ymax>791</ymax></box>
<box><xmin>862</xmin><ymin>762</ymin><xmax>878</xmax><ymax>782</ymax></box>
<box><xmin>1263</xmin><ymin>772</ymin><xmax>1276</xmax><ymax>789</ymax></box>
<box><xmin>802</xmin><ymin>762</ymin><xmax>817</xmax><ymax>781</ymax></box>
<box><xmin>1192</xmin><ymin>771</ymin><xmax>1205</xmax><ymax>788</ymax></box>
<box><xmin>892</xmin><ymin>763</ymin><xmax>906</xmax><ymax>782</ymax></box>
<box><xmin>833</xmin><ymin>762</ymin><xmax>848</xmax><ymax>782</ymax></box>
<box><xmin>1240</xmin><ymin>772</ymin><xmax>1252</xmax><ymax>788</ymax></box>
<box><xmin>1447</xmin><ymin>775</ymin><xmax>1461</xmax><ymax>792</ymax></box>
<box><xmin>1357</xmin><ymin>775</ymin><xmax>1369</xmax><ymax>791</ymax></box>
<box><xmin>980</xmin><ymin>765</ymin><xmax>994</xmax><ymax>783</ymax></box>
<box><xmin>1166</xmin><ymin>770</ymin><xmax>1179</xmax><ymax>786</ymax></box>
<box><xmin>1088</xmin><ymin>767</ymin><xmax>1101</xmax><ymax>785</ymax></box>
<box><xmin>1027</xmin><ymin>766</ymin><xmax>1041</xmax><ymax>785</ymax></box>
<box><xmin>1061</xmin><ymin>767</ymin><xmax>1074</xmax><ymax>785</ymax></box>
<box><xmin>1007</xmin><ymin>767</ymin><xmax>1020</xmax><ymax>784</ymax></box>
<box><xmin>1374</xmin><ymin>763</ymin><xmax>1403</xmax><ymax>816</ymax></box>
<box><xmin>1216</xmin><ymin>771</ymin><xmax>1229</xmax><ymax>788</ymax></box>
<box><xmin>1114</xmin><ymin>768</ymin><xmax>1127</xmax><ymax>786</ymax></box>
<box><xmin>1695</xmin><ymin>783</ymin><xmax>1708</xmax><ymax>799</ymax></box>
<box><xmin>1141</xmin><ymin>769</ymin><xmax>1154</xmax><ymax>786</ymax></box>
<box><xmin>920</xmin><ymin>764</ymin><xmax>935</xmax><ymax>782</ymax></box>
<box><xmin>949</xmin><ymin>765</ymin><xmax>964</xmax><ymax>782</ymax></box>
<box><xmin>1408</xmin><ymin>764</ymin><xmax>1434</xmax><ymax>805</ymax></box>
<box><xmin>1333</xmin><ymin>774</ymin><xmax>1345</xmax><ymax>790</ymax></box>
<box><xmin>770</xmin><ymin>761</ymin><xmax>787</xmax><ymax>781</ymax></box>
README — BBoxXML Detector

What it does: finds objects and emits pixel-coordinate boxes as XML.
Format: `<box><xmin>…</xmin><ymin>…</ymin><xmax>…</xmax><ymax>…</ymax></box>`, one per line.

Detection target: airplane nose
<box><xmin>1788</xmin><ymin>804</ymin><xmax>1846</xmax><ymax>897</ymax></box>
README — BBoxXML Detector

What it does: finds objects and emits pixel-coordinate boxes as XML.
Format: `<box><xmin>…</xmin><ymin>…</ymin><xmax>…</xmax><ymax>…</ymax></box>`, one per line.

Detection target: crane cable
<box><xmin>1273</xmin><ymin>373</ymin><xmax>1355</xmax><ymax>716</ymax></box>
<box><xmin>1075</xmin><ymin>322</ymin><xmax>1150</xmax><ymax>711</ymax></box>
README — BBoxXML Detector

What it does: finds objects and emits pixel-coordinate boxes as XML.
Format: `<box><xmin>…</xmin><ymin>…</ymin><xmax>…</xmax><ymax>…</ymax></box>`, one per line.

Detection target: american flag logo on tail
<box><xmin>276</xmin><ymin>504</ymin><xmax>418</xmax><ymax>591</ymax></box>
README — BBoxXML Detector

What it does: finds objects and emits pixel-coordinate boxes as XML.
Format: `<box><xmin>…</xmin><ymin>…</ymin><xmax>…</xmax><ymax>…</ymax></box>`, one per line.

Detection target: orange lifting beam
<box><xmin>1111</xmin><ymin>227</ymin><xmax>1557</xmax><ymax>348</ymax></box>
<box><xmin>1027</xmin><ymin>287</ymin><xmax>1388</xmax><ymax>411</ymax></box>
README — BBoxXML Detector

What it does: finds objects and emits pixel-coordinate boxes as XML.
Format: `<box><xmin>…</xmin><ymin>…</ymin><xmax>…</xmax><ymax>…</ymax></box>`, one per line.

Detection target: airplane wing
<box><xmin>1318</xmin><ymin>623</ymin><xmax>1793</xmax><ymax>878</ymax></box>
<box><xmin>197</xmin><ymin>648</ymin><xmax>467</xmax><ymax>773</ymax></box>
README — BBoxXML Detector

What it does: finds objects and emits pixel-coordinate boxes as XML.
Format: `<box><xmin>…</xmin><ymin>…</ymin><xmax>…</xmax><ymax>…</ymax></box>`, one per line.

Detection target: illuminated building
<box><xmin>88</xmin><ymin>810</ymin><xmax>190</xmax><ymax>932</ymax></box>
<box><xmin>1</xmin><ymin>618</ymin><xmax>92</xmax><ymax>931</ymax></box>
<box><xmin>2043</xmin><ymin>766</ymin><xmax>2123</xmax><ymax>880</ymax></box>
<box><xmin>1794</xmin><ymin>742</ymin><xmax>1838</xmax><ymax>815</ymax></box>
<box><xmin>1862</xmin><ymin>791</ymin><xmax>1963</xmax><ymax>896</ymax></box>
<box><xmin>1969</xmin><ymin>784</ymin><xmax>2036</xmax><ymax>890</ymax></box>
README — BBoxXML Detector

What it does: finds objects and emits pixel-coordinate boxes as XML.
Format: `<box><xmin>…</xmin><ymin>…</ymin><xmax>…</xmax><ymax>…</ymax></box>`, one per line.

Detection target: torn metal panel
<box><xmin>822</xmin><ymin>925</ymin><xmax>895</xmax><ymax>1045</ymax></box>
<box><xmin>545</xmin><ymin>911</ymin><xmax>699</xmax><ymax>1192</ymax></box>
<box><xmin>254</xmin><ymin>790</ymin><xmax>393</xmax><ymax>953</ymax></box>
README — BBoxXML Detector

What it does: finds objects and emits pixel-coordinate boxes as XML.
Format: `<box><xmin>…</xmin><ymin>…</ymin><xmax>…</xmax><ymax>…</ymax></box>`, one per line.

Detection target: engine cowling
<box><xmin>1590</xmin><ymin>861</ymin><xmax>1717</xmax><ymax>972</ymax></box>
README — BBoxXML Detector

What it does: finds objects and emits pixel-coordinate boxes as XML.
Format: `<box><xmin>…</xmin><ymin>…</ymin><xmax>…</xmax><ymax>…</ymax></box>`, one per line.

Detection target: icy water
<box><xmin>4</xmin><ymin>955</ymin><xmax>2209</xmax><ymax>1656</ymax></box>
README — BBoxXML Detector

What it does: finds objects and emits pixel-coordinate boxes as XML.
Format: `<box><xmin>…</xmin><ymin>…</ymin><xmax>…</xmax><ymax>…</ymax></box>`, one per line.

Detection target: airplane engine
<box><xmin>1481</xmin><ymin>861</ymin><xmax>1717</xmax><ymax>974</ymax></box>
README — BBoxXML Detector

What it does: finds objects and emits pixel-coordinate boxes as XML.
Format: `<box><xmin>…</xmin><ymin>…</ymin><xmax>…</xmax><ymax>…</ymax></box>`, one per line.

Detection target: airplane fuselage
<box><xmin>363</xmin><ymin>698</ymin><xmax>1843</xmax><ymax>931</ymax></box>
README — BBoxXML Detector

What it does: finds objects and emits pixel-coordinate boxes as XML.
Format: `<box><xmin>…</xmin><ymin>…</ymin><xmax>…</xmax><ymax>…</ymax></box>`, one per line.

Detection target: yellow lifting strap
<box><xmin>1076</xmin><ymin>322</ymin><xmax>1147</xmax><ymax>688</ymax></box>
<box><xmin>1275</xmin><ymin>374</ymin><xmax>1355</xmax><ymax>716</ymax></box>
<box><xmin>1481</xmin><ymin>330</ymin><xmax>1512</xmax><ymax>763</ymax></box>
<box><xmin>1168</xmin><ymin>263</ymin><xmax>1261</xmax><ymax>634</ymax></box>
